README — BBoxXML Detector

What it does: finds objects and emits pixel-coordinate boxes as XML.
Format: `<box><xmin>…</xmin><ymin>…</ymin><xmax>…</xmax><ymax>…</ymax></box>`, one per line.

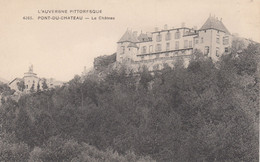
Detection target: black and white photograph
<box><xmin>0</xmin><ymin>0</ymin><xmax>259</xmax><ymax>161</ymax></box>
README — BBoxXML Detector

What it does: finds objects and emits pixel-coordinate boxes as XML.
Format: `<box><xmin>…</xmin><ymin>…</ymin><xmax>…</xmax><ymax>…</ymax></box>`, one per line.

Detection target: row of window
<box><xmin>156</xmin><ymin>31</ymin><xmax>181</xmax><ymax>42</ymax></box>
<box><xmin>204</xmin><ymin>46</ymin><xmax>229</xmax><ymax>57</ymax></box>
<box><xmin>197</xmin><ymin>36</ymin><xmax>229</xmax><ymax>45</ymax></box>
<box><xmin>141</xmin><ymin>40</ymin><xmax>192</xmax><ymax>54</ymax></box>
<box><xmin>140</xmin><ymin>50</ymin><xmax>192</xmax><ymax>60</ymax></box>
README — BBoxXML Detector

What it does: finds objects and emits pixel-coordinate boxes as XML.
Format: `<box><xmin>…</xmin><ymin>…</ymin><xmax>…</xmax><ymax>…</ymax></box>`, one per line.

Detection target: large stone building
<box><xmin>116</xmin><ymin>15</ymin><xmax>233</xmax><ymax>71</ymax></box>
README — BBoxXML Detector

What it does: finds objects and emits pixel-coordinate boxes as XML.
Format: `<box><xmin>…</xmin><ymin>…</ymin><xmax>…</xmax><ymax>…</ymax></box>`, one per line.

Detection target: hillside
<box><xmin>0</xmin><ymin>43</ymin><xmax>259</xmax><ymax>161</ymax></box>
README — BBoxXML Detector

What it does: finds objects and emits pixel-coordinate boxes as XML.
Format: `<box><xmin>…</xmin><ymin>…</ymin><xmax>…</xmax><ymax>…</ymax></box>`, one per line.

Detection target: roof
<box><xmin>9</xmin><ymin>78</ymin><xmax>22</xmax><ymax>85</ymax></box>
<box><xmin>127</xmin><ymin>42</ymin><xmax>138</xmax><ymax>48</ymax></box>
<box><xmin>200</xmin><ymin>16</ymin><xmax>230</xmax><ymax>34</ymax></box>
<box><xmin>118</xmin><ymin>30</ymin><xmax>139</xmax><ymax>43</ymax></box>
<box><xmin>138</xmin><ymin>33</ymin><xmax>150</xmax><ymax>42</ymax></box>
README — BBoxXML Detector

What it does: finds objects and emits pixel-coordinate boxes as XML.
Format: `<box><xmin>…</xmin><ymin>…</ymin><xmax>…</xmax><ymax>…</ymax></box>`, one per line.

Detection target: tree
<box><xmin>139</xmin><ymin>65</ymin><xmax>153</xmax><ymax>90</ymax></box>
<box><xmin>37</xmin><ymin>82</ymin><xmax>40</xmax><ymax>92</ymax></box>
<box><xmin>14</xmin><ymin>108</ymin><xmax>36</xmax><ymax>146</ymax></box>
<box><xmin>30</xmin><ymin>82</ymin><xmax>35</xmax><ymax>93</ymax></box>
<box><xmin>42</xmin><ymin>78</ymin><xmax>48</xmax><ymax>90</ymax></box>
<box><xmin>17</xmin><ymin>80</ymin><xmax>25</xmax><ymax>92</ymax></box>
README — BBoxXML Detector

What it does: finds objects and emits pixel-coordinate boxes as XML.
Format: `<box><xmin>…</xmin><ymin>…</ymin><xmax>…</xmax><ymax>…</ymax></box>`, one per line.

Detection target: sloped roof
<box><xmin>9</xmin><ymin>78</ymin><xmax>22</xmax><ymax>85</ymax></box>
<box><xmin>200</xmin><ymin>16</ymin><xmax>230</xmax><ymax>34</ymax></box>
<box><xmin>138</xmin><ymin>33</ymin><xmax>150</xmax><ymax>42</ymax></box>
<box><xmin>127</xmin><ymin>42</ymin><xmax>138</xmax><ymax>48</ymax></box>
<box><xmin>118</xmin><ymin>30</ymin><xmax>139</xmax><ymax>43</ymax></box>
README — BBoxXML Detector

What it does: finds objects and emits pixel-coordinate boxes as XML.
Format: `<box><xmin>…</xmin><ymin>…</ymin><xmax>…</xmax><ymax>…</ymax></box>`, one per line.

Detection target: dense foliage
<box><xmin>0</xmin><ymin>43</ymin><xmax>259</xmax><ymax>161</ymax></box>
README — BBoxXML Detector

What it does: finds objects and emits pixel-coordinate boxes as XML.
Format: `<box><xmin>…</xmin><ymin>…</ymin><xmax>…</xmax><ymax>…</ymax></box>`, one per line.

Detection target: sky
<box><xmin>0</xmin><ymin>0</ymin><xmax>259</xmax><ymax>82</ymax></box>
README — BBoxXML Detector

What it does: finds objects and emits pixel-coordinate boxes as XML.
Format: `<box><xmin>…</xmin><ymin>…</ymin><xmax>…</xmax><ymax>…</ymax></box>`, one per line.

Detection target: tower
<box><xmin>23</xmin><ymin>65</ymin><xmax>39</xmax><ymax>91</ymax></box>
<box><xmin>116</xmin><ymin>30</ymin><xmax>139</xmax><ymax>63</ymax></box>
<box><xmin>195</xmin><ymin>15</ymin><xmax>232</xmax><ymax>61</ymax></box>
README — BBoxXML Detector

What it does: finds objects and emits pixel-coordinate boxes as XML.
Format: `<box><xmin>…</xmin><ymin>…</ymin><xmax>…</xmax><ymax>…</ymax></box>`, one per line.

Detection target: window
<box><xmin>175</xmin><ymin>41</ymin><xmax>179</xmax><ymax>50</ymax></box>
<box><xmin>201</xmin><ymin>37</ymin><xmax>204</xmax><ymax>43</ymax></box>
<box><xmin>216</xmin><ymin>37</ymin><xmax>220</xmax><ymax>44</ymax></box>
<box><xmin>121</xmin><ymin>46</ymin><xmax>125</xmax><ymax>54</ymax></box>
<box><xmin>156</xmin><ymin>54</ymin><xmax>159</xmax><ymax>58</ymax></box>
<box><xmin>225</xmin><ymin>47</ymin><xmax>229</xmax><ymax>52</ymax></box>
<box><xmin>166</xmin><ymin>32</ymin><xmax>171</xmax><ymax>40</ymax></box>
<box><xmin>175</xmin><ymin>31</ymin><xmax>180</xmax><ymax>39</ymax></box>
<box><xmin>223</xmin><ymin>36</ymin><xmax>229</xmax><ymax>45</ymax></box>
<box><xmin>156</xmin><ymin>44</ymin><xmax>162</xmax><ymax>52</ymax></box>
<box><xmin>141</xmin><ymin>56</ymin><xmax>144</xmax><ymax>60</ymax></box>
<box><xmin>142</xmin><ymin>46</ymin><xmax>147</xmax><ymax>54</ymax></box>
<box><xmin>166</xmin><ymin>42</ymin><xmax>170</xmax><ymax>51</ymax></box>
<box><xmin>149</xmin><ymin>45</ymin><xmax>153</xmax><ymax>53</ymax></box>
<box><xmin>216</xmin><ymin>47</ymin><xmax>220</xmax><ymax>57</ymax></box>
<box><xmin>189</xmin><ymin>41</ymin><xmax>192</xmax><ymax>48</ymax></box>
<box><xmin>184</xmin><ymin>40</ymin><xmax>188</xmax><ymax>48</ymax></box>
<box><xmin>156</xmin><ymin>34</ymin><xmax>162</xmax><ymax>42</ymax></box>
<box><xmin>195</xmin><ymin>39</ymin><xmax>199</xmax><ymax>44</ymax></box>
<box><xmin>165</xmin><ymin>52</ymin><xmax>169</xmax><ymax>57</ymax></box>
<box><xmin>204</xmin><ymin>46</ymin><xmax>209</xmax><ymax>55</ymax></box>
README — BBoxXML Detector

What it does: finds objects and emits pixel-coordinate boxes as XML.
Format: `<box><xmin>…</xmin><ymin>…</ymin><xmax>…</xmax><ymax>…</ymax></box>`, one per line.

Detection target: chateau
<box><xmin>116</xmin><ymin>15</ymin><xmax>233</xmax><ymax>71</ymax></box>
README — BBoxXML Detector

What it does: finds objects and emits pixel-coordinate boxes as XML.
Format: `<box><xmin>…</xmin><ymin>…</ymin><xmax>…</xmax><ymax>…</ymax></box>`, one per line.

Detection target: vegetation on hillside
<box><xmin>0</xmin><ymin>43</ymin><xmax>259</xmax><ymax>161</ymax></box>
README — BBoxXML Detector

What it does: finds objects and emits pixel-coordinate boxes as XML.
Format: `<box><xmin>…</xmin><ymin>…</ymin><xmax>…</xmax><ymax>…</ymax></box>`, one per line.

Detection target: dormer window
<box><xmin>175</xmin><ymin>31</ymin><xmax>180</xmax><ymax>39</ymax></box>
<box><xmin>166</xmin><ymin>32</ymin><xmax>171</xmax><ymax>40</ymax></box>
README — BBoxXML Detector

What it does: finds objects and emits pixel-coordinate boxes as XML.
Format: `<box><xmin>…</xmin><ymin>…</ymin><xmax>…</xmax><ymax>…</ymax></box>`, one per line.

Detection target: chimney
<box><xmin>193</xmin><ymin>26</ymin><xmax>197</xmax><ymax>30</ymax></box>
<box><xmin>181</xmin><ymin>22</ymin><xmax>185</xmax><ymax>28</ymax></box>
<box><xmin>164</xmin><ymin>24</ymin><xmax>168</xmax><ymax>30</ymax></box>
<box><xmin>155</xmin><ymin>27</ymin><xmax>159</xmax><ymax>32</ymax></box>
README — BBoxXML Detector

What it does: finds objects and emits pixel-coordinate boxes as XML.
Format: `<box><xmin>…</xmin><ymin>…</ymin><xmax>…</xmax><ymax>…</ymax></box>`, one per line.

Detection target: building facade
<box><xmin>116</xmin><ymin>15</ymin><xmax>232</xmax><ymax>71</ymax></box>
